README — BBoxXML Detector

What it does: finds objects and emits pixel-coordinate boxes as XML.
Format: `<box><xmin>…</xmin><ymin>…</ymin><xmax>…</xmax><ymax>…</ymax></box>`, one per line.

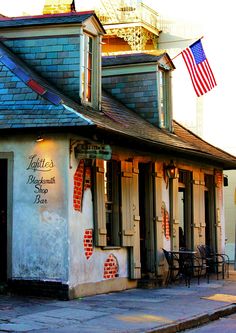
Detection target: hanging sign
<box><xmin>74</xmin><ymin>143</ymin><xmax>112</xmax><ymax>160</ymax></box>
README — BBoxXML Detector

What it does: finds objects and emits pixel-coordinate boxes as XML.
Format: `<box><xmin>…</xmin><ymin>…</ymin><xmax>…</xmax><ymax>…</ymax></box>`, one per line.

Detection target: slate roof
<box><xmin>102</xmin><ymin>53</ymin><xmax>173</xmax><ymax>67</ymax></box>
<box><xmin>0</xmin><ymin>41</ymin><xmax>236</xmax><ymax>169</ymax></box>
<box><xmin>0</xmin><ymin>11</ymin><xmax>106</xmax><ymax>33</ymax></box>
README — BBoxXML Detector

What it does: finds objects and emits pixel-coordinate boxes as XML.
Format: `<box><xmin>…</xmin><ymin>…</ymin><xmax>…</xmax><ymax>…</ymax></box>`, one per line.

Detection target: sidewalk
<box><xmin>1</xmin><ymin>273</ymin><xmax>236</xmax><ymax>333</ymax></box>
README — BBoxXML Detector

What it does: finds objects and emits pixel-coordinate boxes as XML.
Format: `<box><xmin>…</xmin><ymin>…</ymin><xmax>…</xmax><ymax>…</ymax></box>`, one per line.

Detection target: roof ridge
<box><xmin>0</xmin><ymin>11</ymin><xmax>95</xmax><ymax>22</ymax></box>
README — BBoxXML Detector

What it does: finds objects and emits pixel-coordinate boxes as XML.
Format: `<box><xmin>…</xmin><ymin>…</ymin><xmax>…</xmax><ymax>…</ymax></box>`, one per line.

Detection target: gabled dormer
<box><xmin>0</xmin><ymin>12</ymin><xmax>105</xmax><ymax>110</ymax></box>
<box><xmin>102</xmin><ymin>52</ymin><xmax>175</xmax><ymax>131</ymax></box>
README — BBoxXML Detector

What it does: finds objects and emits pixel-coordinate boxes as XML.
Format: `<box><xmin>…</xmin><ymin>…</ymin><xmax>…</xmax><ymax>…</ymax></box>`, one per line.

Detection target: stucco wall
<box><xmin>68</xmin><ymin>152</ymin><xmax>129</xmax><ymax>288</ymax></box>
<box><xmin>0</xmin><ymin>134</ymin><xmax>69</xmax><ymax>281</ymax></box>
<box><xmin>224</xmin><ymin>170</ymin><xmax>236</xmax><ymax>261</ymax></box>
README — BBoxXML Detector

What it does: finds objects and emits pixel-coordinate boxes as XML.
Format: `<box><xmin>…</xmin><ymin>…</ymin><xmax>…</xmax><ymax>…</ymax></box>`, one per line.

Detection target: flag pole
<box><xmin>171</xmin><ymin>36</ymin><xmax>204</xmax><ymax>61</ymax></box>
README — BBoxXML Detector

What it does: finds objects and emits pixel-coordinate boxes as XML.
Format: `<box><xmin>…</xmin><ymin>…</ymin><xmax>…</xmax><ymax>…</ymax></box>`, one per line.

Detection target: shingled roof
<box><xmin>0</xmin><ymin>11</ymin><xmax>105</xmax><ymax>32</ymax></box>
<box><xmin>0</xmin><ymin>40</ymin><xmax>235</xmax><ymax>169</ymax></box>
<box><xmin>102</xmin><ymin>53</ymin><xmax>167</xmax><ymax>66</ymax></box>
<box><xmin>102</xmin><ymin>52</ymin><xmax>175</xmax><ymax>71</ymax></box>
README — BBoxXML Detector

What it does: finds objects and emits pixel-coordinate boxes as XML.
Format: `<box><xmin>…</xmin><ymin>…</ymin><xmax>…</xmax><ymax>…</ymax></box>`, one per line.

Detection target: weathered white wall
<box><xmin>0</xmin><ymin>134</ymin><xmax>69</xmax><ymax>281</ymax></box>
<box><xmin>68</xmin><ymin>153</ymin><xmax>128</xmax><ymax>287</ymax></box>
<box><xmin>224</xmin><ymin>170</ymin><xmax>236</xmax><ymax>261</ymax></box>
<box><xmin>162</xmin><ymin>179</ymin><xmax>170</xmax><ymax>250</ymax></box>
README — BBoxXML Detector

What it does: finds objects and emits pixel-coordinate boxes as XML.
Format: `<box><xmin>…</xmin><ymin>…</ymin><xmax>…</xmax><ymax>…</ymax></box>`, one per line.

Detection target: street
<box><xmin>184</xmin><ymin>313</ymin><xmax>236</xmax><ymax>333</ymax></box>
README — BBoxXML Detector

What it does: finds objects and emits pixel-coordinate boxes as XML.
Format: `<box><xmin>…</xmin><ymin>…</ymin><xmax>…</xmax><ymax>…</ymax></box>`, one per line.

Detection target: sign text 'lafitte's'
<box><xmin>27</xmin><ymin>154</ymin><xmax>54</xmax><ymax>172</ymax></box>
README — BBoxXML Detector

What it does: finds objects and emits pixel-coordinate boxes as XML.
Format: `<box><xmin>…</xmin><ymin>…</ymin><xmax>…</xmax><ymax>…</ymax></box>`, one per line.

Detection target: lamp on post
<box><xmin>36</xmin><ymin>135</ymin><xmax>44</xmax><ymax>142</ymax></box>
<box><xmin>165</xmin><ymin>160</ymin><xmax>177</xmax><ymax>179</ymax></box>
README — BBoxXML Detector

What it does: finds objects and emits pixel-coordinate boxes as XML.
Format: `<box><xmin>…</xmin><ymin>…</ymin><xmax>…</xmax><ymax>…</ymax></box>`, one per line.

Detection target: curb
<box><xmin>146</xmin><ymin>304</ymin><xmax>236</xmax><ymax>333</ymax></box>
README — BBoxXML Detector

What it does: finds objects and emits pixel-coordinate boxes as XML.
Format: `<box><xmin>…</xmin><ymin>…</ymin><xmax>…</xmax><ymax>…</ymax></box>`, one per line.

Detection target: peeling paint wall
<box><xmin>68</xmin><ymin>156</ymin><xmax>128</xmax><ymax>287</ymax></box>
<box><xmin>0</xmin><ymin>133</ymin><xmax>225</xmax><ymax>293</ymax></box>
<box><xmin>162</xmin><ymin>180</ymin><xmax>170</xmax><ymax>250</ymax></box>
<box><xmin>0</xmin><ymin>134</ymin><xmax>69</xmax><ymax>281</ymax></box>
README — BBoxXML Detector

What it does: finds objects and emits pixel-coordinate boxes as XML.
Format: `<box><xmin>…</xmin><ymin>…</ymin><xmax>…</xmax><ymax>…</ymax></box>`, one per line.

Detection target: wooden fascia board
<box><xmin>0</xmin><ymin>24</ymin><xmax>84</xmax><ymax>39</ymax></box>
<box><xmin>157</xmin><ymin>54</ymin><xmax>175</xmax><ymax>70</ymax></box>
<box><xmin>87</xmin><ymin>15</ymin><xmax>106</xmax><ymax>35</ymax></box>
<box><xmin>0</xmin><ymin>16</ymin><xmax>105</xmax><ymax>39</ymax></box>
<box><xmin>102</xmin><ymin>63</ymin><xmax>158</xmax><ymax>76</ymax></box>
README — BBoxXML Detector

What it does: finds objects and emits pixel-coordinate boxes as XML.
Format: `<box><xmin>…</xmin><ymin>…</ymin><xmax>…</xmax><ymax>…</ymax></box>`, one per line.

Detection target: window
<box><xmin>178</xmin><ymin>169</ymin><xmax>193</xmax><ymax>249</ymax></box>
<box><xmin>159</xmin><ymin>69</ymin><xmax>170</xmax><ymax>130</ymax></box>
<box><xmin>81</xmin><ymin>34</ymin><xmax>93</xmax><ymax>103</ymax></box>
<box><xmin>104</xmin><ymin>160</ymin><xmax>121</xmax><ymax>246</ymax></box>
<box><xmin>94</xmin><ymin>159</ymin><xmax>134</xmax><ymax>247</ymax></box>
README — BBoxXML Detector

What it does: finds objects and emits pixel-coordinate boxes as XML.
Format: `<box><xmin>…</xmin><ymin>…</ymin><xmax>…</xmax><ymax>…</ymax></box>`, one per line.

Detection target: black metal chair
<box><xmin>162</xmin><ymin>248</ymin><xmax>208</xmax><ymax>287</ymax></box>
<box><xmin>220</xmin><ymin>253</ymin><xmax>230</xmax><ymax>278</ymax></box>
<box><xmin>210</xmin><ymin>245</ymin><xmax>230</xmax><ymax>278</ymax></box>
<box><xmin>162</xmin><ymin>248</ymin><xmax>180</xmax><ymax>285</ymax></box>
<box><xmin>197</xmin><ymin>245</ymin><xmax>228</xmax><ymax>279</ymax></box>
<box><xmin>181</xmin><ymin>252</ymin><xmax>209</xmax><ymax>287</ymax></box>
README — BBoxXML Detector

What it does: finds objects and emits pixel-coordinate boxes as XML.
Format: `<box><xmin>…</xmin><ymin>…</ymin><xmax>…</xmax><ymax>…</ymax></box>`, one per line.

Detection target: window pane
<box><xmin>82</xmin><ymin>34</ymin><xmax>93</xmax><ymax>103</ymax></box>
<box><xmin>104</xmin><ymin>160</ymin><xmax>121</xmax><ymax>246</ymax></box>
<box><xmin>159</xmin><ymin>70</ymin><xmax>169</xmax><ymax>129</ymax></box>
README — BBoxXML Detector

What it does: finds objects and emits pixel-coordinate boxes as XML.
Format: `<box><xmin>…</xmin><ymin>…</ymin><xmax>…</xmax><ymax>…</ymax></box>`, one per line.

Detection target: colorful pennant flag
<box><xmin>181</xmin><ymin>39</ymin><xmax>217</xmax><ymax>96</ymax></box>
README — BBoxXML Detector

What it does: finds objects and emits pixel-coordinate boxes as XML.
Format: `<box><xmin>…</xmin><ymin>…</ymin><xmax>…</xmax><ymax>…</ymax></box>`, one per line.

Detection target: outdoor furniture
<box><xmin>219</xmin><ymin>252</ymin><xmax>230</xmax><ymax>278</ymax></box>
<box><xmin>163</xmin><ymin>248</ymin><xmax>208</xmax><ymax>287</ymax></box>
<box><xmin>197</xmin><ymin>245</ymin><xmax>228</xmax><ymax>279</ymax></box>
<box><xmin>162</xmin><ymin>249</ymin><xmax>180</xmax><ymax>285</ymax></box>
<box><xmin>171</xmin><ymin>249</ymin><xmax>207</xmax><ymax>287</ymax></box>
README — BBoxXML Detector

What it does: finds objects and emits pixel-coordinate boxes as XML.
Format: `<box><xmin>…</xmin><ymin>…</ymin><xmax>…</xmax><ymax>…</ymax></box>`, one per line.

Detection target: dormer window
<box><xmin>159</xmin><ymin>69</ymin><xmax>171</xmax><ymax>130</ymax></box>
<box><xmin>81</xmin><ymin>33</ymin><xmax>93</xmax><ymax>103</ymax></box>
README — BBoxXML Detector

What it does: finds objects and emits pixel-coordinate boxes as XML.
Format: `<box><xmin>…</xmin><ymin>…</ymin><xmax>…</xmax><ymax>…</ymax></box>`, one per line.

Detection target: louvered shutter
<box><xmin>153</xmin><ymin>163</ymin><xmax>163</xmax><ymax>273</ymax></box>
<box><xmin>192</xmin><ymin>171</ymin><xmax>200</xmax><ymax>229</ymax></box>
<box><xmin>121</xmin><ymin>161</ymin><xmax>134</xmax><ymax>247</ymax></box>
<box><xmin>130</xmin><ymin>162</ymin><xmax>141</xmax><ymax>278</ymax></box>
<box><xmin>94</xmin><ymin>159</ymin><xmax>107</xmax><ymax>246</ymax></box>
<box><xmin>171</xmin><ymin>177</ymin><xmax>179</xmax><ymax>250</ymax></box>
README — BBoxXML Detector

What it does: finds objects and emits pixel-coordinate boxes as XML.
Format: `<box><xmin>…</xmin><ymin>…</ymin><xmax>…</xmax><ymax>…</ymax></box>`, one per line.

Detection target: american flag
<box><xmin>181</xmin><ymin>39</ymin><xmax>217</xmax><ymax>97</ymax></box>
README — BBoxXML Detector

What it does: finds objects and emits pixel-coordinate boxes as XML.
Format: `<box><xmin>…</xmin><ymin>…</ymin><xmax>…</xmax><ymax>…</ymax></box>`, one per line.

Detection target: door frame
<box><xmin>204</xmin><ymin>174</ymin><xmax>217</xmax><ymax>250</ymax></box>
<box><xmin>0</xmin><ymin>152</ymin><xmax>13</xmax><ymax>282</ymax></box>
<box><xmin>176</xmin><ymin>169</ymin><xmax>193</xmax><ymax>250</ymax></box>
<box><xmin>138</xmin><ymin>162</ymin><xmax>156</xmax><ymax>278</ymax></box>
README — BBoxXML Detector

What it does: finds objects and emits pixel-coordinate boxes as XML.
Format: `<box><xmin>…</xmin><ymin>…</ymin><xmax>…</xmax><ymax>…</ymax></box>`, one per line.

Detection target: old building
<box><xmin>95</xmin><ymin>0</ymin><xmax>161</xmax><ymax>53</ymax></box>
<box><xmin>0</xmin><ymin>9</ymin><xmax>235</xmax><ymax>299</ymax></box>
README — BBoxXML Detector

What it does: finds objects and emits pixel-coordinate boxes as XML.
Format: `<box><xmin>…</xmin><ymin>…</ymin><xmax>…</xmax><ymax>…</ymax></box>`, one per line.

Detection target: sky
<box><xmin>0</xmin><ymin>0</ymin><xmax>235</xmax><ymax>154</ymax></box>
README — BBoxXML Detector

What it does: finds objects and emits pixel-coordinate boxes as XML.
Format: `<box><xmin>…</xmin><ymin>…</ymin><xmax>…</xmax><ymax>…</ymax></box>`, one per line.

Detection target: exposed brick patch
<box><xmin>84</xmin><ymin>229</ymin><xmax>93</xmax><ymax>260</ymax></box>
<box><xmin>84</xmin><ymin>166</ymin><xmax>92</xmax><ymax>191</ymax></box>
<box><xmin>73</xmin><ymin>160</ymin><xmax>84</xmax><ymax>212</ymax></box>
<box><xmin>161</xmin><ymin>201</ymin><xmax>170</xmax><ymax>240</ymax></box>
<box><xmin>73</xmin><ymin>161</ymin><xmax>92</xmax><ymax>213</ymax></box>
<box><xmin>103</xmin><ymin>254</ymin><xmax>119</xmax><ymax>279</ymax></box>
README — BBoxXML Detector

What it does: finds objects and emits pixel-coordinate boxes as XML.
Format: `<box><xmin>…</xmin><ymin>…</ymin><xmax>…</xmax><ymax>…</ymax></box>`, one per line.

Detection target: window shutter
<box><xmin>192</xmin><ymin>170</ymin><xmax>206</xmax><ymax>247</ymax></box>
<box><xmin>121</xmin><ymin>161</ymin><xmax>134</xmax><ymax>247</ymax></box>
<box><xmin>199</xmin><ymin>171</ymin><xmax>205</xmax><ymax>226</ymax></box>
<box><xmin>130</xmin><ymin>162</ymin><xmax>141</xmax><ymax>279</ymax></box>
<box><xmin>94</xmin><ymin>159</ymin><xmax>107</xmax><ymax>246</ymax></box>
<box><xmin>171</xmin><ymin>177</ymin><xmax>179</xmax><ymax>250</ymax></box>
<box><xmin>172</xmin><ymin>177</ymin><xmax>179</xmax><ymax>222</ymax></box>
<box><xmin>153</xmin><ymin>163</ymin><xmax>163</xmax><ymax>273</ymax></box>
<box><xmin>192</xmin><ymin>171</ymin><xmax>200</xmax><ymax>229</ymax></box>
